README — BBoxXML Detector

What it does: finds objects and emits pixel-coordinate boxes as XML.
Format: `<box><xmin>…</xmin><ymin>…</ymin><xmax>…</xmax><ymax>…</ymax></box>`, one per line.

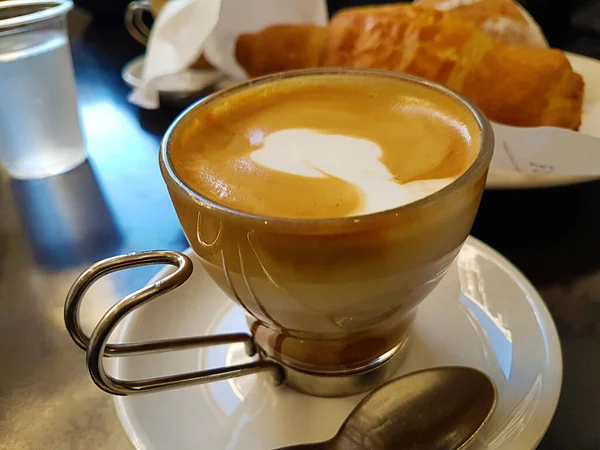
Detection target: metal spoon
<box><xmin>277</xmin><ymin>366</ymin><xmax>496</xmax><ymax>450</ymax></box>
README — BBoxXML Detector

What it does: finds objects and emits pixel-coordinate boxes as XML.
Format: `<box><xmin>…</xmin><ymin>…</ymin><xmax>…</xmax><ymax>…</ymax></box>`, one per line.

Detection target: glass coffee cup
<box><xmin>65</xmin><ymin>69</ymin><xmax>493</xmax><ymax>397</ymax></box>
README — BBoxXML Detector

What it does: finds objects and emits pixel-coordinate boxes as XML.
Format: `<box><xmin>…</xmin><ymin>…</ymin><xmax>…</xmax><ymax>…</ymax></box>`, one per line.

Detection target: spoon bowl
<box><xmin>277</xmin><ymin>366</ymin><xmax>496</xmax><ymax>450</ymax></box>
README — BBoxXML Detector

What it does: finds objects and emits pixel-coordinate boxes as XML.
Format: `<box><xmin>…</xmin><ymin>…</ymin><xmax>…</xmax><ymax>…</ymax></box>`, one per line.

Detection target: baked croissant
<box><xmin>236</xmin><ymin>25</ymin><xmax>328</xmax><ymax>78</ymax></box>
<box><xmin>235</xmin><ymin>4</ymin><xmax>584</xmax><ymax>130</ymax></box>
<box><xmin>324</xmin><ymin>4</ymin><xmax>584</xmax><ymax>130</ymax></box>
<box><xmin>413</xmin><ymin>0</ymin><xmax>549</xmax><ymax>48</ymax></box>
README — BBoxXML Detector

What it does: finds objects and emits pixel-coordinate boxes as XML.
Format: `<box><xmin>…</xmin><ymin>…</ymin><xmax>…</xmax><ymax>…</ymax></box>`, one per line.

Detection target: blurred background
<box><xmin>73</xmin><ymin>0</ymin><xmax>600</xmax><ymax>55</ymax></box>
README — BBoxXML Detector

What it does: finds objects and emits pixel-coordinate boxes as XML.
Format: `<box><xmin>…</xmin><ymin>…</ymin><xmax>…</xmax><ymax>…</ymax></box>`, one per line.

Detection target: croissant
<box><xmin>235</xmin><ymin>4</ymin><xmax>584</xmax><ymax>130</ymax></box>
<box><xmin>324</xmin><ymin>4</ymin><xmax>584</xmax><ymax>130</ymax></box>
<box><xmin>413</xmin><ymin>0</ymin><xmax>549</xmax><ymax>48</ymax></box>
<box><xmin>236</xmin><ymin>25</ymin><xmax>328</xmax><ymax>78</ymax></box>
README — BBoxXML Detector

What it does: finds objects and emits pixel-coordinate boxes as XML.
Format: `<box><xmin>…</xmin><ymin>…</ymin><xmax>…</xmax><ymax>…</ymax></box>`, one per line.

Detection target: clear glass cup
<box><xmin>0</xmin><ymin>0</ymin><xmax>86</xmax><ymax>179</ymax></box>
<box><xmin>160</xmin><ymin>69</ymin><xmax>494</xmax><ymax>374</ymax></box>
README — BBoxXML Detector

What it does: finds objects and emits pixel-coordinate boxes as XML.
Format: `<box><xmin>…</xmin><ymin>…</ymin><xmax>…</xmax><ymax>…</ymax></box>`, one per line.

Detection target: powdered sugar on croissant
<box><xmin>414</xmin><ymin>0</ymin><xmax>549</xmax><ymax>48</ymax></box>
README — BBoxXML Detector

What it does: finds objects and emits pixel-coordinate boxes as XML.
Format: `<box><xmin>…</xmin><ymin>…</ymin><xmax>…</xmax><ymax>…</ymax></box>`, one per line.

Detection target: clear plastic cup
<box><xmin>0</xmin><ymin>0</ymin><xmax>86</xmax><ymax>179</ymax></box>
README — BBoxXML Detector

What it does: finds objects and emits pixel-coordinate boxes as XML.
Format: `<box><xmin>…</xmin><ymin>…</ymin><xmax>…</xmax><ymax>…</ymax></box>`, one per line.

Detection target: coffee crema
<box><xmin>171</xmin><ymin>74</ymin><xmax>480</xmax><ymax>219</ymax></box>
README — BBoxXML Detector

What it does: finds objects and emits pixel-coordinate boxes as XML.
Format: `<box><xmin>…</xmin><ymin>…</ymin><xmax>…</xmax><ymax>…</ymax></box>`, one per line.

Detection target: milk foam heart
<box><xmin>250</xmin><ymin>128</ymin><xmax>454</xmax><ymax>215</ymax></box>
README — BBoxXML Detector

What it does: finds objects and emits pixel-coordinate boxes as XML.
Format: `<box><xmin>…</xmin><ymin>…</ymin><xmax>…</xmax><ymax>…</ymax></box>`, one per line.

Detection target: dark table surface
<box><xmin>2</xmin><ymin>5</ymin><xmax>600</xmax><ymax>450</ymax></box>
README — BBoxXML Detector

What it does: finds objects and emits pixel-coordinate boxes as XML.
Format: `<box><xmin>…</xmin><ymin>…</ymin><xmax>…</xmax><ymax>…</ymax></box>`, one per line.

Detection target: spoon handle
<box><xmin>274</xmin><ymin>442</ymin><xmax>329</xmax><ymax>450</ymax></box>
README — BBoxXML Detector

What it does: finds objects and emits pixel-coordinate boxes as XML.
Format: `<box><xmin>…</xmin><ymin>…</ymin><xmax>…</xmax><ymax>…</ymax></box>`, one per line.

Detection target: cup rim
<box><xmin>0</xmin><ymin>0</ymin><xmax>72</xmax><ymax>32</ymax></box>
<box><xmin>160</xmin><ymin>68</ymin><xmax>494</xmax><ymax>232</ymax></box>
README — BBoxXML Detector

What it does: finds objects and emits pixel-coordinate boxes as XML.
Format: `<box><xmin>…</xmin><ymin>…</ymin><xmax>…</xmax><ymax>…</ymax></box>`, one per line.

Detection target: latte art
<box><xmin>250</xmin><ymin>128</ymin><xmax>454</xmax><ymax>215</ymax></box>
<box><xmin>171</xmin><ymin>74</ymin><xmax>480</xmax><ymax>219</ymax></box>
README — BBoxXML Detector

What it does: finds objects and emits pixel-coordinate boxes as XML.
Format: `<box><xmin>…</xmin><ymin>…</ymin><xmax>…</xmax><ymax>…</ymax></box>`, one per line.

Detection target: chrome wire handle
<box><xmin>64</xmin><ymin>250</ymin><xmax>282</xmax><ymax>396</ymax></box>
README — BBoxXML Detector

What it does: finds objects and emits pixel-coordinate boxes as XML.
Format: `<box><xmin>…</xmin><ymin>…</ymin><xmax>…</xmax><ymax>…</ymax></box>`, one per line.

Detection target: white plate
<box><xmin>122</xmin><ymin>56</ymin><xmax>226</xmax><ymax>100</ymax></box>
<box><xmin>112</xmin><ymin>236</ymin><xmax>562</xmax><ymax>450</ymax></box>
<box><xmin>486</xmin><ymin>52</ymin><xmax>600</xmax><ymax>189</ymax></box>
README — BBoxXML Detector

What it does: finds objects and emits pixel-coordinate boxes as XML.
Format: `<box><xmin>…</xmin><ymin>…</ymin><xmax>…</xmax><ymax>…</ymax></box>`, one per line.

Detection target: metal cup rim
<box><xmin>159</xmin><ymin>68</ymin><xmax>494</xmax><ymax>233</ymax></box>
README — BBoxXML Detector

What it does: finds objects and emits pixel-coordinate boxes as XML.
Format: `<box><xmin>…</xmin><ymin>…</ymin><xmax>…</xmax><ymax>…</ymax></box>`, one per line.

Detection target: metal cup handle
<box><xmin>64</xmin><ymin>250</ymin><xmax>282</xmax><ymax>396</ymax></box>
<box><xmin>125</xmin><ymin>0</ymin><xmax>152</xmax><ymax>46</ymax></box>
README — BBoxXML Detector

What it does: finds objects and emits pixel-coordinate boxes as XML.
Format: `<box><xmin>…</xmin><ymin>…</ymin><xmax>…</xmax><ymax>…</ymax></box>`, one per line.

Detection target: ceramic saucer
<box><xmin>121</xmin><ymin>56</ymin><xmax>227</xmax><ymax>104</ymax></box>
<box><xmin>112</xmin><ymin>236</ymin><xmax>561</xmax><ymax>449</ymax></box>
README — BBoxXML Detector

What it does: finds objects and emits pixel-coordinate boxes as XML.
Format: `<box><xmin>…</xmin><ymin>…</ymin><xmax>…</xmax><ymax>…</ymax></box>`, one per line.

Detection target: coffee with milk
<box><xmin>162</xmin><ymin>71</ymin><xmax>489</xmax><ymax>374</ymax></box>
<box><xmin>171</xmin><ymin>74</ymin><xmax>480</xmax><ymax>219</ymax></box>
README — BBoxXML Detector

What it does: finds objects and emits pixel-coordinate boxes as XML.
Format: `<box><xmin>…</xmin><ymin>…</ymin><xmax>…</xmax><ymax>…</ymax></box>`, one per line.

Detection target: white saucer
<box><xmin>122</xmin><ymin>56</ymin><xmax>226</xmax><ymax>103</ymax></box>
<box><xmin>485</xmin><ymin>170</ymin><xmax>597</xmax><ymax>190</ymax></box>
<box><xmin>112</xmin><ymin>236</ymin><xmax>561</xmax><ymax>450</ymax></box>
